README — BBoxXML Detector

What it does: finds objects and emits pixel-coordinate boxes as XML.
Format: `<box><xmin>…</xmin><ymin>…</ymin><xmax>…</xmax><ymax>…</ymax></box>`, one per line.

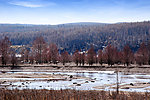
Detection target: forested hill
<box><xmin>0</xmin><ymin>21</ymin><xmax>150</xmax><ymax>52</ymax></box>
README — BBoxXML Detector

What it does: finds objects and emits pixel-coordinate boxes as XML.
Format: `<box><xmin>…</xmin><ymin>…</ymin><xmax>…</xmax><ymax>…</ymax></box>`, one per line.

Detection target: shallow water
<box><xmin>1</xmin><ymin>71</ymin><xmax>150</xmax><ymax>92</ymax></box>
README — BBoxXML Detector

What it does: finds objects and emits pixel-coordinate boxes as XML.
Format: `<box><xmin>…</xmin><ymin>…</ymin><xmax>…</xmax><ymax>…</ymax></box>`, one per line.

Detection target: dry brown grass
<box><xmin>0</xmin><ymin>89</ymin><xmax>150</xmax><ymax>100</ymax></box>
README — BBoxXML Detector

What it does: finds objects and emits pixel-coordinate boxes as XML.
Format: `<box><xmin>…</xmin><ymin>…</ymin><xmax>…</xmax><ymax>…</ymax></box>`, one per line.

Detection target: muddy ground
<box><xmin>1</xmin><ymin>63</ymin><xmax>150</xmax><ymax>74</ymax></box>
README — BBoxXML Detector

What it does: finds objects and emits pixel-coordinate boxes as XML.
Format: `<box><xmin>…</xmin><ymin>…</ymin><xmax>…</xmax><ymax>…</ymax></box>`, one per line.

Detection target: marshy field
<box><xmin>0</xmin><ymin>65</ymin><xmax>150</xmax><ymax>99</ymax></box>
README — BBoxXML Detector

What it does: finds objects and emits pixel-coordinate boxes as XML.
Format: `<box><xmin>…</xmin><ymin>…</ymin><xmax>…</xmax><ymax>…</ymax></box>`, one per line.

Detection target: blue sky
<box><xmin>0</xmin><ymin>0</ymin><xmax>150</xmax><ymax>25</ymax></box>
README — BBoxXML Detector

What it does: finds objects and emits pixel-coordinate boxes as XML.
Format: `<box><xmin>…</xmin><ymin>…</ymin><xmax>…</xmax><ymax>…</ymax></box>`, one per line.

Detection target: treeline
<box><xmin>0</xmin><ymin>36</ymin><xmax>150</xmax><ymax>67</ymax></box>
<box><xmin>0</xmin><ymin>21</ymin><xmax>150</xmax><ymax>52</ymax></box>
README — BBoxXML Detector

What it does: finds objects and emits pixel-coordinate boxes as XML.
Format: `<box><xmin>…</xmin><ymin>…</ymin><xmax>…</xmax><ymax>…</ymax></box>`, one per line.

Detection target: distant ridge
<box><xmin>0</xmin><ymin>22</ymin><xmax>107</xmax><ymax>26</ymax></box>
<box><xmin>59</xmin><ymin>22</ymin><xmax>108</xmax><ymax>25</ymax></box>
<box><xmin>1</xmin><ymin>21</ymin><xmax>149</xmax><ymax>26</ymax></box>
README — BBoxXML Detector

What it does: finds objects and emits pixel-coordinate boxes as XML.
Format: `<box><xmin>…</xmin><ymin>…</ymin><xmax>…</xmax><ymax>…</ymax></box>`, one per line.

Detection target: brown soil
<box><xmin>0</xmin><ymin>63</ymin><xmax>150</xmax><ymax>73</ymax></box>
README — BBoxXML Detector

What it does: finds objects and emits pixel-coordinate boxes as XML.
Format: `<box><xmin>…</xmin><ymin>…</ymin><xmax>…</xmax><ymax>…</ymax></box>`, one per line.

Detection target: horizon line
<box><xmin>0</xmin><ymin>20</ymin><xmax>150</xmax><ymax>25</ymax></box>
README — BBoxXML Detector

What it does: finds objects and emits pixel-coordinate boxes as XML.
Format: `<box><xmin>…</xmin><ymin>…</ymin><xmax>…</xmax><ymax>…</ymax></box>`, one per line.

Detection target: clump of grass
<box><xmin>0</xmin><ymin>89</ymin><xmax>150</xmax><ymax>100</ymax></box>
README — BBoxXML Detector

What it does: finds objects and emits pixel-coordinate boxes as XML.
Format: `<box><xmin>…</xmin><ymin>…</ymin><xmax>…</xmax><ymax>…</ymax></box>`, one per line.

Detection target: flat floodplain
<box><xmin>1</xmin><ymin>65</ymin><xmax>150</xmax><ymax>92</ymax></box>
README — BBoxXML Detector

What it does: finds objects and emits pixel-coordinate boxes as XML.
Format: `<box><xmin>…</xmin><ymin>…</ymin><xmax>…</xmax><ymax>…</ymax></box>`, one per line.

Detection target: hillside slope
<box><xmin>0</xmin><ymin>21</ymin><xmax>150</xmax><ymax>52</ymax></box>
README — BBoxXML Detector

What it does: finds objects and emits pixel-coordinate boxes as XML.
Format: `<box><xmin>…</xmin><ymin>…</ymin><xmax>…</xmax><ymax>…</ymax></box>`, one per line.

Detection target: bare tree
<box><xmin>48</xmin><ymin>43</ymin><xmax>59</xmax><ymax>64</ymax></box>
<box><xmin>135</xmin><ymin>43</ymin><xmax>148</xmax><ymax>65</ymax></box>
<box><xmin>86</xmin><ymin>46</ymin><xmax>96</xmax><ymax>66</ymax></box>
<box><xmin>77</xmin><ymin>50</ymin><xmax>85</xmax><ymax>66</ymax></box>
<box><xmin>81</xmin><ymin>52</ymin><xmax>85</xmax><ymax>66</ymax></box>
<box><xmin>147</xmin><ymin>42</ymin><xmax>150</xmax><ymax>65</ymax></box>
<box><xmin>10</xmin><ymin>50</ymin><xmax>17</xmax><ymax>66</ymax></box>
<box><xmin>21</xmin><ymin>48</ymin><xmax>29</xmax><ymax>63</ymax></box>
<box><xmin>24</xmin><ymin>49</ymin><xmax>29</xmax><ymax>63</ymax></box>
<box><xmin>98</xmin><ymin>50</ymin><xmax>103</xmax><ymax>66</ymax></box>
<box><xmin>42</xmin><ymin>47</ymin><xmax>49</xmax><ymax>63</ymax></box>
<box><xmin>122</xmin><ymin>45</ymin><xmax>134</xmax><ymax>66</ymax></box>
<box><xmin>103</xmin><ymin>44</ymin><xmax>115</xmax><ymax>66</ymax></box>
<box><xmin>0</xmin><ymin>37</ymin><xmax>11</xmax><ymax>65</ymax></box>
<box><xmin>61</xmin><ymin>51</ymin><xmax>70</xmax><ymax>65</ymax></box>
<box><xmin>20</xmin><ymin>49</ymin><xmax>25</xmax><ymax>64</ymax></box>
<box><xmin>29</xmin><ymin>52</ymin><xmax>34</xmax><ymax>64</ymax></box>
<box><xmin>73</xmin><ymin>50</ymin><xmax>80</xmax><ymax>66</ymax></box>
<box><xmin>112</xmin><ymin>47</ymin><xmax>119</xmax><ymax>65</ymax></box>
<box><xmin>32</xmin><ymin>36</ymin><xmax>46</xmax><ymax>64</ymax></box>
<box><xmin>117</xmin><ymin>51</ymin><xmax>123</xmax><ymax>64</ymax></box>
